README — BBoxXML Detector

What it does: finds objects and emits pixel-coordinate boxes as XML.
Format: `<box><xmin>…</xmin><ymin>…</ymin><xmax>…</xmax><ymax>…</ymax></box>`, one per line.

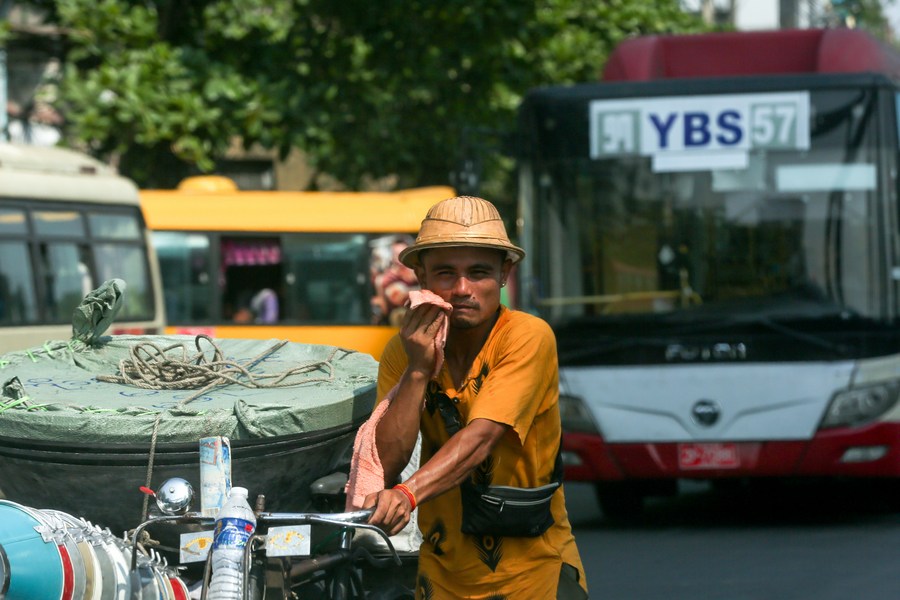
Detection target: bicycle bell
<box><xmin>155</xmin><ymin>477</ymin><xmax>194</xmax><ymax>515</ymax></box>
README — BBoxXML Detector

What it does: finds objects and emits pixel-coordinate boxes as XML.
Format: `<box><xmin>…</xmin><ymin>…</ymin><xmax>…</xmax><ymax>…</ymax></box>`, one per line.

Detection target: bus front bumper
<box><xmin>562</xmin><ymin>421</ymin><xmax>900</xmax><ymax>482</ymax></box>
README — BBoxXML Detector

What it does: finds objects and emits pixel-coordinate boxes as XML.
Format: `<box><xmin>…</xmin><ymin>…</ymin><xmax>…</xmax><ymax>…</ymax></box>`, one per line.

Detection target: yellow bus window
<box><xmin>222</xmin><ymin>236</ymin><xmax>283</xmax><ymax>323</ymax></box>
<box><xmin>152</xmin><ymin>231</ymin><xmax>212</xmax><ymax>323</ymax></box>
<box><xmin>281</xmin><ymin>234</ymin><xmax>370</xmax><ymax>325</ymax></box>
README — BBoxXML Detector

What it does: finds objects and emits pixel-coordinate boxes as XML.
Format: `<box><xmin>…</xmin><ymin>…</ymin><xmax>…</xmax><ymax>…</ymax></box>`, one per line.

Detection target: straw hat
<box><xmin>399</xmin><ymin>195</ymin><xmax>525</xmax><ymax>268</ymax></box>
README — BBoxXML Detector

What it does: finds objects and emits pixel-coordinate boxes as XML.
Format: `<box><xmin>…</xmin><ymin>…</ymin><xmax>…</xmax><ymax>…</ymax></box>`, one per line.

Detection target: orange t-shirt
<box><xmin>377</xmin><ymin>306</ymin><xmax>587</xmax><ymax>599</ymax></box>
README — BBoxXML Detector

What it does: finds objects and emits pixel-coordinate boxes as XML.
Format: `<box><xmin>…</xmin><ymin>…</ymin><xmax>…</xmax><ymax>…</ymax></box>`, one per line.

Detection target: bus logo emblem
<box><xmin>691</xmin><ymin>400</ymin><xmax>721</xmax><ymax>427</ymax></box>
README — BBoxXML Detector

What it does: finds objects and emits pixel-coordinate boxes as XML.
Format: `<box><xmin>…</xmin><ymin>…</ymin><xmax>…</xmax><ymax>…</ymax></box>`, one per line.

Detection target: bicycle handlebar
<box><xmin>132</xmin><ymin>507</ymin><xmax>401</xmax><ymax>568</ymax></box>
<box><xmin>257</xmin><ymin>508</ymin><xmax>401</xmax><ymax>566</ymax></box>
<box><xmin>257</xmin><ymin>508</ymin><xmax>374</xmax><ymax>525</ymax></box>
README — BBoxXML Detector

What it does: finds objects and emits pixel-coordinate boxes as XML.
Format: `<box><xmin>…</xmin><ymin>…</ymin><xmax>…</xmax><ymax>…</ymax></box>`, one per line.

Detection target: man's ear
<box><xmin>414</xmin><ymin>265</ymin><xmax>426</xmax><ymax>284</ymax></box>
<box><xmin>500</xmin><ymin>259</ymin><xmax>513</xmax><ymax>284</ymax></box>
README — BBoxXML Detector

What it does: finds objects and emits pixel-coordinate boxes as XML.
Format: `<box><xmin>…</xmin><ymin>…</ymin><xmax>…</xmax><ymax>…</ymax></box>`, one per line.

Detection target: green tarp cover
<box><xmin>0</xmin><ymin>335</ymin><xmax>377</xmax><ymax>444</ymax></box>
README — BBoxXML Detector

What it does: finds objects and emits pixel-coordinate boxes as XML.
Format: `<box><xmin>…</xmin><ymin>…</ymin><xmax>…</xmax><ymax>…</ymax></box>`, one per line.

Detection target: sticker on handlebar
<box><xmin>180</xmin><ymin>530</ymin><xmax>214</xmax><ymax>564</ymax></box>
<box><xmin>265</xmin><ymin>525</ymin><xmax>312</xmax><ymax>557</ymax></box>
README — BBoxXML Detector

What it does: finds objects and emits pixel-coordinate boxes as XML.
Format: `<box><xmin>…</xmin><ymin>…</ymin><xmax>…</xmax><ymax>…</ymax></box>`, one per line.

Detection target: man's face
<box><xmin>417</xmin><ymin>246</ymin><xmax>510</xmax><ymax>330</ymax></box>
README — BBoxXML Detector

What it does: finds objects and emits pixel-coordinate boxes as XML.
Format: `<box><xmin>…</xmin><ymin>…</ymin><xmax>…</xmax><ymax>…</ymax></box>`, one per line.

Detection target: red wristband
<box><xmin>393</xmin><ymin>483</ymin><xmax>417</xmax><ymax>511</ymax></box>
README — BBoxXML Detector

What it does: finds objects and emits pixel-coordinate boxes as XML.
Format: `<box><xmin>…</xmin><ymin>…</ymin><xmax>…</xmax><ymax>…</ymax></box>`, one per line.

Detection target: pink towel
<box><xmin>345</xmin><ymin>290</ymin><xmax>452</xmax><ymax>509</ymax></box>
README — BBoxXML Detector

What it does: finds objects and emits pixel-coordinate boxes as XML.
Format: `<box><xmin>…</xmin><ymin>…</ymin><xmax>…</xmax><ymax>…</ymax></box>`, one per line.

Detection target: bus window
<box><xmin>0</xmin><ymin>241</ymin><xmax>38</xmax><ymax>325</ymax></box>
<box><xmin>0</xmin><ymin>143</ymin><xmax>165</xmax><ymax>353</ymax></box>
<box><xmin>33</xmin><ymin>209</ymin><xmax>85</xmax><ymax>237</ymax></box>
<box><xmin>0</xmin><ymin>207</ymin><xmax>27</xmax><ymax>235</ymax></box>
<box><xmin>38</xmin><ymin>241</ymin><xmax>92</xmax><ymax>321</ymax></box>
<box><xmin>282</xmin><ymin>233</ymin><xmax>369</xmax><ymax>325</ymax></box>
<box><xmin>89</xmin><ymin>212</ymin><xmax>142</xmax><ymax>240</ymax></box>
<box><xmin>153</xmin><ymin>231</ymin><xmax>213</xmax><ymax>323</ymax></box>
<box><xmin>0</xmin><ymin>208</ymin><xmax>38</xmax><ymax>325</ymax></box>
<box><xmin>221</xmin><ymin>236</ymin><xmax>283</xmax><ymax>323</ymax></box>
<box><xmin>88</xmin><ymin>209</ymin><xmax>155</xmax><ymax>321</ymax></box>
<box><xmin>94</xmin><ymin>242</ymin><xmax>153</xmax><ymax>318</ymax></box>
<box><xmin>141</xmin><ymin>179</ymin><xmax>455</xmax><ymax>358</ymax></box>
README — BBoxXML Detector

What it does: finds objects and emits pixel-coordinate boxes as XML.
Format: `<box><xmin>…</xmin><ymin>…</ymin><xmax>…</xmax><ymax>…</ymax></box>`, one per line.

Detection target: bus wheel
<box><xmin>595</xmin><ymin>482</ymin><xmax>644</xmax><ymax>521</ymax></box>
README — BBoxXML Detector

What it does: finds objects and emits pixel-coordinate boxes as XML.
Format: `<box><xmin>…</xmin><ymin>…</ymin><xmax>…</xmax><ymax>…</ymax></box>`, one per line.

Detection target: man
<box><xmin>365</xmin><ymin>196</ymin><xmax>587</xmax><ymax>599</ymax></box>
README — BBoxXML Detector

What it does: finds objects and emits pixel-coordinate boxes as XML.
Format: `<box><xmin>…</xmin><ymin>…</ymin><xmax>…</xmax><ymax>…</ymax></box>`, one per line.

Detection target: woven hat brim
<box><xmin>399</xmin><ymin>240</ymin><xmax>525</xmax><ymax>268</ymax></box>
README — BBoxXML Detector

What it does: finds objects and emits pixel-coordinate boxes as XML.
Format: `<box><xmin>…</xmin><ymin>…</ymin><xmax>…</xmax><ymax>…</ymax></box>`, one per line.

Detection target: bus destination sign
<box><xmin>589</xmin><ymin>91</ymin><xmax>810</xmax><ymax>173</ymax></box>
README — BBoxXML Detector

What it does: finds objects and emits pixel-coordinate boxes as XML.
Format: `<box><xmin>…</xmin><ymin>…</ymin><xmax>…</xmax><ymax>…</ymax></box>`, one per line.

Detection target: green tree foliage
<box><xmin>831</xmin><ymin>0</ymin><xmax>893</xmax><ymax>38</ymax></box>
<box><xmin>18</xmin><ymin>0</ymin><xmax>705</xmax><ymax>189</ymax></box>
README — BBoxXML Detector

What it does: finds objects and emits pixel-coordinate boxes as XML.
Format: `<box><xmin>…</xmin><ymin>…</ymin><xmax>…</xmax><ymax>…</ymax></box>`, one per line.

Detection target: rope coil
<box><xmin>96</xmin><ymin>334</ymin><xmax>339</xmax><ymax>398</ymax></box>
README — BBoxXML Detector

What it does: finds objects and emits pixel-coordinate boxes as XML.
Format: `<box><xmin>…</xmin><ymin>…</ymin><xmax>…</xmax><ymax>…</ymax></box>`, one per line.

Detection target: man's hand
<box><xmin>400</xmin><ymin>303</ymin><xmax>445</xmax><ymax>376</ymax></box>
<box><xmin>364</xmin><ymin>488</ymin><xmax>414</xmax><ymax>536</ymax></box>
<box><xmin>374</xmin><ymin>302</ymin><xmax>446</xmax><ymax>486</ymax></box>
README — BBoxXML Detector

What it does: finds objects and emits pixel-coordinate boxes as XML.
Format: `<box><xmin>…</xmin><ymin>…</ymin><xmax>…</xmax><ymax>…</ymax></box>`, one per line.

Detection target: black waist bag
<box><xmin>435</xmin><ymin>392</ymin><xmax>564</xmax><ymax>538</ymax></box>
<box><xmin>460</xmin><ymin>479</ymin><xmax>560</xmax><ymax>537</ymax></box>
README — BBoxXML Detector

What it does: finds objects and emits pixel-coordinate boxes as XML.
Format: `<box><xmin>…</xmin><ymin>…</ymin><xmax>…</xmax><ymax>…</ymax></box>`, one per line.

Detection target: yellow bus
<box><xmin>0</xmin><ymin>143</ymin><xmax>165</xmax><ymax>353</ymax></box>
<box><xmin>141</xmin><ymin>176</ymin><xmax>455</xmax><ymax>359</ymax></box>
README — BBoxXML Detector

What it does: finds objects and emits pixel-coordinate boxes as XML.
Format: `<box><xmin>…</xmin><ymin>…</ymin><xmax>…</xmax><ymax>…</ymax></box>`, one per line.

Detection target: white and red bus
<box><xmin>516</xmin><ymin>28</ymin><xmax>900</xmax><ymax>517</ymax></box>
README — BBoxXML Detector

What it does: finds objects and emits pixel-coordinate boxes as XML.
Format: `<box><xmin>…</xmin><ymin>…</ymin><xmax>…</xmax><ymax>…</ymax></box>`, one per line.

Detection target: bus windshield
<box><xmin>523</xmin><ymin>86</ymin><xmax>888</xmax><ymax>329</ymax></box>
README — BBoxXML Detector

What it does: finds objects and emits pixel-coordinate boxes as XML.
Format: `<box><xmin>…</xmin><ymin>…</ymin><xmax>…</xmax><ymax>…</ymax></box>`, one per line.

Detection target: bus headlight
<box><xmin>559</xmin><ymin>393</ymin><xmax>600</xmax><ymax>435</ymax></box>
<box><xmin>820</xmin><ymin>382</ymin><xmax>900</xmax><ymax>429</ymax></box>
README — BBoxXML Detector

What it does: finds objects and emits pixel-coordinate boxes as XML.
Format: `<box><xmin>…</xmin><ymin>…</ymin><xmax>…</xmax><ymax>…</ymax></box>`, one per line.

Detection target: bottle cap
<box><xmin>231</xmin><ymin>486</ymin><xmax>248</xmax><ymax>497</ymax></box>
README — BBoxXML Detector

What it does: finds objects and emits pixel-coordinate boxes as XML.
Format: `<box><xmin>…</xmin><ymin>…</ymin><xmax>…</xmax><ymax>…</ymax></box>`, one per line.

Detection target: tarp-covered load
<box><xmin>0</xmin><ymin>334</ymin><xmax>377</xmax><ymax>444</ymax></box>
<box><xmin>0</xmin><ymin>279</ymin><xmax>379</xmax><ymax>534</ymax></box>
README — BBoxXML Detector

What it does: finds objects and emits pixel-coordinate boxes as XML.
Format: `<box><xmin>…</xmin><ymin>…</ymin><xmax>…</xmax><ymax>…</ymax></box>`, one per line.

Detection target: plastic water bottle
<box><xmin>207</xmin><ymin>486</ymin><xmax>256</xmax><ymax>599</ymax></box>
